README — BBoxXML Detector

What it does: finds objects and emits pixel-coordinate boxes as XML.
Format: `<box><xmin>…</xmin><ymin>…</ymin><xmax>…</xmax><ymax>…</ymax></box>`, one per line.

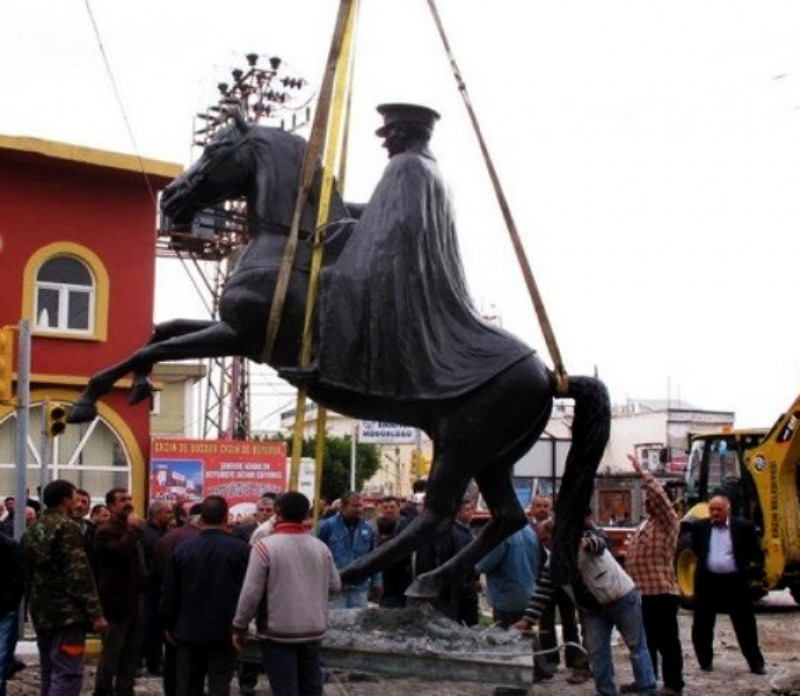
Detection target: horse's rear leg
<box><xmin>410</xmin><ymin>362</ymin><xmax>553</xmax><ymax>597</ymax></box>
<box><xmin>129</xmin><ymin>320</ymin><xmax>217</xmax><ymax>404</ymax></box>
<box><xmin>68</xmin><ymin>322</ymin><xmax>241</xmax><ymax>423</ymax></box>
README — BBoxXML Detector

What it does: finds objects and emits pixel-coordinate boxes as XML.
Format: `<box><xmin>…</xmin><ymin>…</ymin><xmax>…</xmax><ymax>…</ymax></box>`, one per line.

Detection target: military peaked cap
<box><xmin>375</xmin><ymin>103</ymin><xmax>441</xmax><ymax>137</ymax></box>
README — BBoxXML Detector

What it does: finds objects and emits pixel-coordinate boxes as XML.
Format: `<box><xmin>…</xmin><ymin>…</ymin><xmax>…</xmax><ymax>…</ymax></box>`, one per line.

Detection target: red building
<box><xmin>0</xmin><ymin>134</ymin><xmax>182</xmax><ymax>507</ymax></box>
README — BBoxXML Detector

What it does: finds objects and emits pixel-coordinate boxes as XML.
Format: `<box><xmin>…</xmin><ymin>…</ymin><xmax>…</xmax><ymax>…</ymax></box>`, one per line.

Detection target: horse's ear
<box><xmin>230</xmin><ymin>109</ymin><xmax>249</xmax><ymax>134</ymax></box>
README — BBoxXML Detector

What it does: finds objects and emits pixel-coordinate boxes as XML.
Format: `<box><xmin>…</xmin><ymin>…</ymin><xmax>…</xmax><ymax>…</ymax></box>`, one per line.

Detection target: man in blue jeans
<box><xmin>574</xmin><ymin>513</ymin><xmax>656</xmax><ymax>696</ymax></box>
<box><xmin>316</xmin><ymin>492</ymin><xmax>382</xmax><ymax>608</ymax></box>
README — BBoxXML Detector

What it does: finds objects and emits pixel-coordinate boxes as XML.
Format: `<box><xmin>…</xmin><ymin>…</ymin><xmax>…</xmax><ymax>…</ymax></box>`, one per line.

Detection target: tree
<box><xmin>280</xmin><ymin>433</ymin><xmax>380</xmax><ymax>502</ymax></box>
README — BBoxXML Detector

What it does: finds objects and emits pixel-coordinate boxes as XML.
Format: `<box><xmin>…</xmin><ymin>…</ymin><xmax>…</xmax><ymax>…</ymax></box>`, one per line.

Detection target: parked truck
<box><xmin>675</xmin><ymin>393</ymin><xmax>800</xmax><ymax>604</ymax></box>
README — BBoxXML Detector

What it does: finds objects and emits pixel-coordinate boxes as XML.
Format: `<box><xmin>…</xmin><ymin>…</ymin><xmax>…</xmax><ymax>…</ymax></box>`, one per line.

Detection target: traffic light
<box><xmin>410</xmin><ymin>450</ymin><xmax>432</xmax><ymax>477</ymax></box>
<box><xmin>418</xmin><ymin>453</ymin><xmax>432</xmax><ymax>476</ymax></box>
<box><xmin>47</xmin><ymin>402</ymin><xmax>68</xmax><ymax>438</ymax></box>
<box><xmin>0</xmin><ymin>326</ymin><xmax>14</xmax><ymax>404</ymax></box>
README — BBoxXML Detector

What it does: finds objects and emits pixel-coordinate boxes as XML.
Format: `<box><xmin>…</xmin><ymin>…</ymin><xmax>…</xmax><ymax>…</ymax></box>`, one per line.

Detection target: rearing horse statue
<box><xmin>68</xmin><ymin>107</ymin><xmax>610</xmax><ymax>593</ymax></box>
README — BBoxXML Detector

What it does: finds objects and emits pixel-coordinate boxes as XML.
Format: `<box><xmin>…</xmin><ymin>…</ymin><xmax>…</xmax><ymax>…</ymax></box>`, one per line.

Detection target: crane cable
<box><xmin>426</xmin><ymin>0</ymin><xmax>569</xmax><ymax>396</ymax></box>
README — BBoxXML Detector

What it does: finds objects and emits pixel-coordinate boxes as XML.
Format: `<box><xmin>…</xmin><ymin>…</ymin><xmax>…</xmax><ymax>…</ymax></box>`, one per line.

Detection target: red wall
<box><xmin>0</xmin><ymin>146</ymin><xmax>176</xmax><ymax>463</ymax></box>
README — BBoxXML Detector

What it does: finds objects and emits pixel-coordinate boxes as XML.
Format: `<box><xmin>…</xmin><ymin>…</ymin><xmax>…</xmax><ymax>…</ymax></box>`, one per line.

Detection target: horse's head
<box><xmin>161</xmin><ymin>114</ymin><xmax>255</xmax><ymax>227</ymax></box>
<box><xmin>162</xmin><ymin>115</ymin><xmax>348</xmax><ymax>237</ymax></box>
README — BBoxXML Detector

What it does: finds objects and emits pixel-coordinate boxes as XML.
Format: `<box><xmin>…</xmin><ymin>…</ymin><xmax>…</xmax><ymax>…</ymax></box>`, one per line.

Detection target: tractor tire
<box><xmin>675</xmin><ymin>532</ymin><xmax>696</xmax><ymax>608</ymax></box>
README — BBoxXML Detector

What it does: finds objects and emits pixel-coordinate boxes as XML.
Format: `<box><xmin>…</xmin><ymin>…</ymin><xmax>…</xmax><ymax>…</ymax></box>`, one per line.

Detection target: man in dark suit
<box><xmin>690</xmin><ymin>493</ymin><xmax>766</xmax><ymax>675</ymax></box>
<box><xmin>93</xmin><ymin>488</ymin><xmax>145</xmax><ymax>696</ymax></box>
<box><xmin>162</xmin><ymin>495</ymin><xmax>249</xmax><ymax>696</ymax></box>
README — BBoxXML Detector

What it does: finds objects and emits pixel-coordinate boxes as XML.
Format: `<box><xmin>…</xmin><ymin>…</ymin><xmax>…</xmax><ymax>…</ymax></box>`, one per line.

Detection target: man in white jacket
<box><xmin>520</xmin><ymin>511</ymin><xmax>656</xmax><ymax>696</ymax></box>
<box><xmin>232</xmin><ymin>492</ymin><xmax>341</xmax><ymax>696</ymax></box>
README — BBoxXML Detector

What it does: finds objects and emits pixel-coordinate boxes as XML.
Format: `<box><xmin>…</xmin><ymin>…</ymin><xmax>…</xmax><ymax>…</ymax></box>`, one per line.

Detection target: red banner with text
<box><xmin>149</xmin><ymin>438</ymin><xmax>287</xmax><ymax>515</ymax></box>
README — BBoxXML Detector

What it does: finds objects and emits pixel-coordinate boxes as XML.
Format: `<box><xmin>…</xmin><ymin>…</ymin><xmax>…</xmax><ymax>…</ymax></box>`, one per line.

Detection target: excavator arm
<box><xmin>744</xmin><ymin>394</ymin><xmax>800</xmax><ymax>588</ymax></box>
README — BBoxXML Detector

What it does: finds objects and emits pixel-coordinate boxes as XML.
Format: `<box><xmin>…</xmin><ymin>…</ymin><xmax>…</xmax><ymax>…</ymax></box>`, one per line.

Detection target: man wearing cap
<box><xmin>283</xmin><ymin>102</ymin><xmax>531</xmax><ymax>399</ymax></box>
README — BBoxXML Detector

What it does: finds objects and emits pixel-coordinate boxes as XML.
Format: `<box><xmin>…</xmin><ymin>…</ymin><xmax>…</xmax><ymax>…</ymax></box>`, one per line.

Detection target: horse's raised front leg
<box><xmin>68</xmin><ymin>321</ymin><xmax>242</xmax><ymax>423</ymax></box>
<box><xmin>129</xmin><ymin>320</ymin><xmax>218</xmax><ymax>405</ymax></box>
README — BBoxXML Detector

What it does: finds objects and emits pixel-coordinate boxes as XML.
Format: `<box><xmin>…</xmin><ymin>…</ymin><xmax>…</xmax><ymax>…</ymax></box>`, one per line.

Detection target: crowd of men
<box><xmin>517</xmin><ymin>456</ymin><xmax>766</xmax><ymax>696</ymax></box>
<box><xmin>0</xmin><ymin>458</ymin><xmax>767</xmax><ymax>696</ymax></box>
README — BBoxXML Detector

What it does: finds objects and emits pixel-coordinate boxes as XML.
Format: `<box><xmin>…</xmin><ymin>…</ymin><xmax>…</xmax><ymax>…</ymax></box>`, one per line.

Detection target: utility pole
<box><xmin>13</xmin><ymin>320</ymin><xmax>31</xmax><ymax>541</ymax></box>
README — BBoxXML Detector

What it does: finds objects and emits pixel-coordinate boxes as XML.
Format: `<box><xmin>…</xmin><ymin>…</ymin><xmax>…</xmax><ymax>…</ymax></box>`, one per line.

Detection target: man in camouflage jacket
<box><xmin>21</xmin><ymin>479</ymin><xmax>107</xmax><ymax>696</ymax></box>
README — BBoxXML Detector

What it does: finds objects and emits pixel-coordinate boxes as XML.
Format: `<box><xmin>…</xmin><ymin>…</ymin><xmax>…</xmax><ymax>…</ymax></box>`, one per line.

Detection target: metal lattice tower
<box><xmin>157</xmin><ymin>53</ymin><xmax>313</xmax><ymax>440</ymax></box>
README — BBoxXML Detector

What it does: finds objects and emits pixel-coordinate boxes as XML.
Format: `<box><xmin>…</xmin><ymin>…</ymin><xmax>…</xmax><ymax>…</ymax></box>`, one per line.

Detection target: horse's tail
<box><xmin>549</xmin><ymin>375</ymin><xmax>611</xmax><ymax>587</ymax></box>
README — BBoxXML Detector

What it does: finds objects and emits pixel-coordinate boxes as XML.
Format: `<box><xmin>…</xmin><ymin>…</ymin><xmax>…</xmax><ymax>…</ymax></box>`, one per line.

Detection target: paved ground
<box><xmin>7</xmin><ymin>590</ymin><xmax>800</xmax><ymax>695</ymax></box>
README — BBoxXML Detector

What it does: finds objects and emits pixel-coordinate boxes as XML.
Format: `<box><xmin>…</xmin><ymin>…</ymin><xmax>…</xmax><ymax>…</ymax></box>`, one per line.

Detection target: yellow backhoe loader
<box><xmin>675</xmin><ymin>393</ymin><xmax>800</xmax><ymax>604</ymax></box>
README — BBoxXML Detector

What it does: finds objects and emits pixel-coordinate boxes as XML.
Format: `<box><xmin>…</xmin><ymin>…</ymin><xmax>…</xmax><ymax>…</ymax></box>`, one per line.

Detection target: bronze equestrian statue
<box><xmin>67</xmin><ymin>104</ymin><xmax>610</xmax><ymax>594</ymax></box>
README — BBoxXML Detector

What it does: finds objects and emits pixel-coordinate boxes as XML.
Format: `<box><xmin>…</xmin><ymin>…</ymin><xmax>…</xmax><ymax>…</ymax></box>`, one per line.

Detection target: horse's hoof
<box><xmin>405</xmin><ymin>573</ymin><xmax>441</xmax><ymax>600</ymax></box>
<box><xmin>339</xmin><ymin>565</ymin><xmax>361</xmax><ymax>586</ymax></box>
<box><xmin>67</xmin><ymin>402</ymin><xmax>97</xmax><ymax>423</ymax></box>
<box><xmin>129</xmin><ymin>378</ymin><xmax>154</xmax><ymax>406</ymax></box>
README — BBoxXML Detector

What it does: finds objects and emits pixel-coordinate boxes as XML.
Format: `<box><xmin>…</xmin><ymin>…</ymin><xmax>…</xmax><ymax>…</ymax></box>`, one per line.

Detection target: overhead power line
<box><xmin>83</xmin><ymin>0</ymin><xmax>157</xmax><ymax>204</ymax></box>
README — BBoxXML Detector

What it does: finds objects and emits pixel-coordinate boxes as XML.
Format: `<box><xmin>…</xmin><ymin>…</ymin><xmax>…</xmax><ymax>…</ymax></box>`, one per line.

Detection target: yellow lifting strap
<box><xmin>261</xmin><ymin>0</ymin><xmax>357</xmax><ymax>367</ymax></box>
<box><xmin>287</xmin><ymin>0</ymin><xmax>360</xmax><ymax>497</ymax></box>
<box><xmin>426</xmin><ymin>0</ymin><xmax>569</xmax><ymax>396</ymax></box>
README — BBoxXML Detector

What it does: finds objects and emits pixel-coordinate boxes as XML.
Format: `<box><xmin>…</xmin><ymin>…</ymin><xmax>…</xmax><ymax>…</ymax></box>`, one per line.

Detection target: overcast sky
<box><xmin>4</xmin><ymin>1</ymin><xmax>800</xmax><ymax>428</ymax></box>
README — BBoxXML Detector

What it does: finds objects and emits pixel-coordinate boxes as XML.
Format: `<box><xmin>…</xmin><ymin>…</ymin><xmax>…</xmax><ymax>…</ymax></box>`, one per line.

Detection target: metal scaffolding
<box><xmin>156</xmin><ymin>53</ymin><xmax>313</xmax><ymax>440</ymax></box>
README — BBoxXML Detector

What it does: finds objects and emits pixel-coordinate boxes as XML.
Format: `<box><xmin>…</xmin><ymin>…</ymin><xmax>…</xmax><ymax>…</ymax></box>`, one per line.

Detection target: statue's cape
<box><xmin>316</xmin><ymin>149</ymin><xmax>533</xmax><ymax>400</ymax></box>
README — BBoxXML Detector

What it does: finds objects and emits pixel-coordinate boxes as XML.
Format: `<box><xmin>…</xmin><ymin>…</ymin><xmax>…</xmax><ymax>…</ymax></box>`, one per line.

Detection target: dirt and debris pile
<box><xmin>325</xmin><ymin>605</ymin><xmax>531</xmax><ymax>662</ymax></box>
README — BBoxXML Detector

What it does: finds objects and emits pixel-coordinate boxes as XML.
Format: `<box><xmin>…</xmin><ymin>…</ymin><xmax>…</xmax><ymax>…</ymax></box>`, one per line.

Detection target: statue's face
<box><xmin>381</xmin><ymin>127</ymin><xmax>408</xmax><ymax>158</ymax></box>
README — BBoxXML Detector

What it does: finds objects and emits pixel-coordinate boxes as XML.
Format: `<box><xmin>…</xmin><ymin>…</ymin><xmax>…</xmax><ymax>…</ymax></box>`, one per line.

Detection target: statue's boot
<box><xmin>67</xmin><ymin>399</ymin><xmax>98</xmax><ymax>424</ymax></box>
<box><xmin>277</xmin><ymin>364</ymin><xmax>319</xmax><ymax>386</ymax></box>
<box><xmin>129</xmin><ymin>376</ymin><xmax>154</xmax><ymax>406</ymax></box>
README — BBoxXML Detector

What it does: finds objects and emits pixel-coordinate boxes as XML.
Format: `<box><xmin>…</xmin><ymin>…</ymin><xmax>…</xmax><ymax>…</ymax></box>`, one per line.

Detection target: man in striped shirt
<box><xmin>623</xmin><ymin>454</ymin><xmax>684</xmax><ymax>696</ymax></box>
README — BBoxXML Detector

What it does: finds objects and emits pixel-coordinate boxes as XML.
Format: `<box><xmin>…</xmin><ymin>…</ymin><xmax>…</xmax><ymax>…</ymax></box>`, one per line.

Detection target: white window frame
<box><xmin>34</xmin><ymin>261</ymin><xmax>96</xmax><ymax>335</ymax></box>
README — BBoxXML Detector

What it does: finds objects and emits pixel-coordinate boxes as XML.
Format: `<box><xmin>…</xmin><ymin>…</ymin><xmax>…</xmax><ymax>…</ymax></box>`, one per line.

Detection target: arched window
<box><xmin>22</xmin><ymin>243</ymin><xmax>110</xmax><ymax>341</ymax></box>
<box><xmin>35</xmin><ymin>256</ymin><xmax>95</xmax><ymax>333</ymax></box>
